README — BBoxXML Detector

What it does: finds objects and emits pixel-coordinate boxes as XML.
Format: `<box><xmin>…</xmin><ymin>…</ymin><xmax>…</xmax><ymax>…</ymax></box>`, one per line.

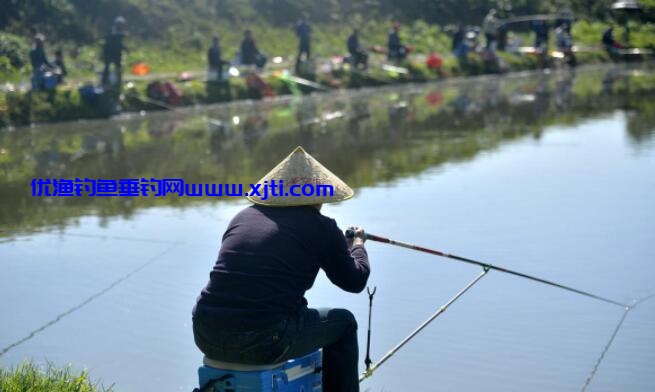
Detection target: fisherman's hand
<box><xmin>346</xmin><ymin>226</ymin><xmax>366</xmax><ymax>248</ymax></box>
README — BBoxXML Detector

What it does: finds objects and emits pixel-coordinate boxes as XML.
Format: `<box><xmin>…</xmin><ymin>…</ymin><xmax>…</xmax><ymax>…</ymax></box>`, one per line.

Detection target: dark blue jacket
<box><xmin>207</xmin><ymin>44</ymin><xmax>224</xmax><ymax>67</ymax></box>
<box><xmin>388</xmin><ymin>30</ymin><xmax>402</xmax><ymax>53</ymax></box>
<box><xmin>347</xmin><ymin>33</ymin><xmax>359</xmax><ymax>54</ymax></box>
<box><xmin>30</xmin><ymin>47</ymin><xmax>52</xmax><ymax>70</ymax></box>
<box><xmin>103</xmin><ymin>32</ymin><xmax>125</xmax><ymax>63</ymax></box>
<box><xmin>193</xmin><ymin>205</ymin><xmax>370</xmax><ymax>329</ymax></box>
<box><xmin>296</xmin><ymin>21</ymin><xmax>311</xmax><ymax>46</ymax></box>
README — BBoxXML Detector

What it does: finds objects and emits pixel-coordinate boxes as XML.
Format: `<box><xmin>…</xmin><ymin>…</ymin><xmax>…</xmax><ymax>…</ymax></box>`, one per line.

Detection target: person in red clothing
<box><xmin>193</xmin><ymin>146</ymin><xmax>370</xmax><ymax>392</ymax></box>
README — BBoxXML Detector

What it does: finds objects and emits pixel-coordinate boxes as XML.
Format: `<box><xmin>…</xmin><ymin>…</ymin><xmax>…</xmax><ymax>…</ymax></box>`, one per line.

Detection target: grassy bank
<box><xmin>0</xmin><ymin>362</ymin><xmax>110</xmax><ymax>392</ymax></box>
<box><xmin>3</xmin><ymin>18</ymin><xmax>653</xmax><ymax>83</ymax></box>
<box><xmin>0</xmin><ymin>20</ymin><xmax>653</xmax><ymax>128</ymax></box>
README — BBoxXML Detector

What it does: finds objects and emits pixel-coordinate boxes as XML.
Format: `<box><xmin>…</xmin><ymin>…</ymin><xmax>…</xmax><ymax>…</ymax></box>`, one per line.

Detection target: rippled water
<box><xmin>1</xmin><ymin>65</ymin><xmax>655</xmax><ymax>391</ymax></box>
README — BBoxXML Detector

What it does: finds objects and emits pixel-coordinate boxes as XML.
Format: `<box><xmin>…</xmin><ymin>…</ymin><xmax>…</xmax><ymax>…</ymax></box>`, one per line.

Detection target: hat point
<box><xmin>246</xmin><ymin>146</ymin><xmax>353</xmax><ymax>206</ymax></box>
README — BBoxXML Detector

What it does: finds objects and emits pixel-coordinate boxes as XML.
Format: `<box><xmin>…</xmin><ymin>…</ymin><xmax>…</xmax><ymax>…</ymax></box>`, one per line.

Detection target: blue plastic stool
<box><xmin>196</xmin><ymin>350</ymin><xmax>322</xmax><ymax>392</ymax></box>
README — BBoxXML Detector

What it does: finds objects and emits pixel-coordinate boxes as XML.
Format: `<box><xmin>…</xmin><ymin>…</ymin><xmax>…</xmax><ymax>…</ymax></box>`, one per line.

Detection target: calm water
<box><xmin>1</xmin><ymin>65</ymin><xmax>655</xmax><ymax>391</ymax></box>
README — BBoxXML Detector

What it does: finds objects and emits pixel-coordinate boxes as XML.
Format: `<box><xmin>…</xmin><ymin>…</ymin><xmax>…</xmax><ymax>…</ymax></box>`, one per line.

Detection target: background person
<box><xmin>348</xmin><ymin>28</ymin><xmax>368</xmax><ymax>69</ymax></box>
<box><xmin>54</xmin><ymin>49</ymin><xmax>67</xmax><ymax>83</ymax></box>
<box><xmin>482</xmin><ymin>9</ymin><xmax>500</xmax><ymax>50</ymax></box>
<box><xmin>532</xmin><ymin>20</ymin><xmax>550</xmax><ymax>51</ymax></box>
<box><xmin>387</xmin><ymin>22</ymin><xmax>407</xmax><ymax>61</ymax></box>
<box><xmin>29</xmin><ymin>34</ymin><xmax>53</xmax><ymax>91</ymax></box>
<box><xmin>295</xmin><ymin>18</ymin><xmax>312</xmax><ymax>69</ymax></box>
<box><xmin>102</xmin><ymin>16</ymin><xmax>127</xmax><ymax>87</ymax></box>
<box><xmin>452</xmin><ymin>24</ymin><xmax>469</xmax><ymax>60</ymax></box>
<box><xmin>602</xmin><ymin>26</ymin><xmax>621</xmax><ymax>57</ymax></box>
<box><xmin>207</xmin><ymin>35</ymin><xmax>229</xmax><ymax>81</ymax></box>
<box><xmin>240</xmin><ymin>29</ymin><xmax>267</xmax><ymax>68</ymax></box>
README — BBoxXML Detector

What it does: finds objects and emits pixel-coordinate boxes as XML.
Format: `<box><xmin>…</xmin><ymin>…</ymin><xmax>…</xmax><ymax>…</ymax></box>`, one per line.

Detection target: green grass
<box><xmin>0</xmin><ymin>362</ymin><xmax>112</xmax><ymax>392</ymax></box>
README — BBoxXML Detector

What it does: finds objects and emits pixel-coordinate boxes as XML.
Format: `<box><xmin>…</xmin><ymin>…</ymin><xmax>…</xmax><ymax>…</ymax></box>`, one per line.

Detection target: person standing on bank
<box><xmin>207</xmin><ymin>35</ymin><xmax>228</xmax><ymax>81</ymax></box>
<box><xmin>387</xmin><ymin>22</ymin><xmax>407</xmax><ymax>61</ymax></box>
<box><xmin>29</xmin><ymin>34</ymin><xmax>53</xmax><ymax>91</ymax></box>
<box><xmin>348</xmin><ymin>28</ymin><xmax>368</xmax><ymax>70</ymax></box>
<box><xmin>102</xmin><ymin>16</ymin><xmax>127</xmax><ymax>87</ymax></box>
<box><xmin>295</xmin><ymin>18</ymin><xmax>311</xmax><ymax>73</ymax></box>
<box><xmin>192</xmin><ymin>146</ymin><xmax>370</xmax><ymax>392</ymax></box>
<box><xmin>482</xmin><ymin>9</ymin><xmax>500</xmax><ymax>51</ymax></box>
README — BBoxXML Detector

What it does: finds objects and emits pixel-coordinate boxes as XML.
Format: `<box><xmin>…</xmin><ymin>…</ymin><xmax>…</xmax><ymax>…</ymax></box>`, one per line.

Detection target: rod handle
<box><xmin>345</xmin><ymin>228</ymin><xmax>371</xmax><ymax>239</ymax></box>
<box><xmin>346</xmin><ymin>230</ymin><xmax>390</xmax><ymax>244</ymax></box>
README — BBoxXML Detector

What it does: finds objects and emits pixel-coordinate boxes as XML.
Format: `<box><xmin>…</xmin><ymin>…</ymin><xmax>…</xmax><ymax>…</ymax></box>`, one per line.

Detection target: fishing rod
<box><xmin>347</xmin><ymin>229</ymin><xmax>651</xmax><ymax>385</ymax></box>
<box><xmin>346</xmin><ymin>230</ymin><xmax>629</xmax><ymax>308</ymax></box>
<box><xmin>500</xmin><ymin>14</ymin><xmax>573</xmax><ymax>27</ymax></box>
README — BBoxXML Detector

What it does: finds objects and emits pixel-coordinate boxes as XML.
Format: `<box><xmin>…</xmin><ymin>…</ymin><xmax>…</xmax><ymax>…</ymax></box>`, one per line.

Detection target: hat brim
<box><xmin>246</xmin><ymin>146</ymin><xmax>354</xmax><ymax>206</ymax></box>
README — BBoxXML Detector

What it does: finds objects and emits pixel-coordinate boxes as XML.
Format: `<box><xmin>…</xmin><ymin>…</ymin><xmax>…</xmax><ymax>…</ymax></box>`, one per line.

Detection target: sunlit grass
<box><xmin>0</xmin><ymin>362</ymin><xmax>112</xmax><ymax>392</ymax></box>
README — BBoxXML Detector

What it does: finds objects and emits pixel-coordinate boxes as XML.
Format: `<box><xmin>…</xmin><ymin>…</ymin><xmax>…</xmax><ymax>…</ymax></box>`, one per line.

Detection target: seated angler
<box><xmin>192</xmin><ymin>146</ymin><xmax>371</xmax><ymax>392</ymax></box>
<box><xmin>240</xmin><ymin>29</ymin><xmax>267</xmax><ymax>69</ymax></box>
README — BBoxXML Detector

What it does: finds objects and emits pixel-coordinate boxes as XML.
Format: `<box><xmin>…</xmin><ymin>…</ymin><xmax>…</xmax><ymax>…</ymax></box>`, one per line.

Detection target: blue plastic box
<box><xmin>43</xmin><ymin>73</ymin><xmax>58</xmax><ymax>89</ymax></box>
<box><xmin>197</xmin><ymin>350</ymin><xmax>322</xmax><ymax>392</ymax></box>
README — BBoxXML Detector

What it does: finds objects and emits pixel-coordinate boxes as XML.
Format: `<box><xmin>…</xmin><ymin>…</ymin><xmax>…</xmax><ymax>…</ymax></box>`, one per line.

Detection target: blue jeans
<box><xmin>193</xmin><ymin>307</ymin><xmax>360</xmax><ymax>392</ymax></box>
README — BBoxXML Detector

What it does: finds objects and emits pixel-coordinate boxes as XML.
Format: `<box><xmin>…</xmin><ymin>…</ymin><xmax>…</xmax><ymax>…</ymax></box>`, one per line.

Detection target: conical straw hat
<box><xmin>246</xmin><ymin>146</ymin><xmax>354</xmax><ymax>206</ymax></box>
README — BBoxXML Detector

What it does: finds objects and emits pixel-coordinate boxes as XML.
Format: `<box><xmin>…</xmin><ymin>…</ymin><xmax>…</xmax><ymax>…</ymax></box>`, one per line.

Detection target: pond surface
<box><xmin>1</xmin><ymin>64</ymin><xmax>655</xmax><ymax>391</ymax></box>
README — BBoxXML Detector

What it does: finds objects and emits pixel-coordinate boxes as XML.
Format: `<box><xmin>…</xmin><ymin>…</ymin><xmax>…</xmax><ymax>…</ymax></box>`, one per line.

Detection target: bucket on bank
<box><xmin>194</xmin><ymin>349</ymin><xmax>322</xmax><ymax>392</ymax></box>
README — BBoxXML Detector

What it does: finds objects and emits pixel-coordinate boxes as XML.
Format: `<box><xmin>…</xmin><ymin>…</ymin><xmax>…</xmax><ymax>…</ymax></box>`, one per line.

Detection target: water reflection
<box><xmin>1</xmin><ymin>65</ymin><xmax>654</xmax><ymax>233</ymax></box>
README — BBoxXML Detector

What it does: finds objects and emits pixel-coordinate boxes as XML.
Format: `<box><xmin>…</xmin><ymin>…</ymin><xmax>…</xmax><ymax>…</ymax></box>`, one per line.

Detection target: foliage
<box><xmin>4</xmin><ymin>88</ymin><xmax>116</xmax><ymax>126</ymax></box>
<box><xmin>2</xmin><ymin>0</ymin><xmax>653</xmax><ymax>45</ymax></box>
<box><xmin>0</xmin><ymin>32</ymin><xmax>30</xmax><ymax>71</ymax></box>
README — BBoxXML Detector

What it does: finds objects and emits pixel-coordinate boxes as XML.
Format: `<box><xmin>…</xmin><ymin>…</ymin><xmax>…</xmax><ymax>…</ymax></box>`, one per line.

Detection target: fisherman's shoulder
<box><xmin>239</xmin><ymin>204</ymin><xmax>320</xmax><ymax>219</ymax></box>
<box><xmin>314</xmin><ymin>211</ymin><xmax>343</xmax><ymax>234</ymax></box>
<box><xmin>245</xmin><ymin>205</ymin><xmax>335</xmax><ymax>227</ymax></box>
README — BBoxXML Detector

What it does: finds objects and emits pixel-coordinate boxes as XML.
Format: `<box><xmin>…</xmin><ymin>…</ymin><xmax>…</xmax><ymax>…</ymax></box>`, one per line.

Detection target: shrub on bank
<box><xmin>0</xmin><ymin>33</ymin><xmax>29</xmax><ymax>73</ymax></box>
<box><xmin>5</xmin><ymin>88</ymin><xmax>117</xmax><ymax>126</ymax></box>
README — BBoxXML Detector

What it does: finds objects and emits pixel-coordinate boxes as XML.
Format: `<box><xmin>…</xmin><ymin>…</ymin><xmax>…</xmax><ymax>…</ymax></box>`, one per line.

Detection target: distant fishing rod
<box><xmin>346</xmin><ymin>230</ymin><xmax>630</xmax><ymax>308</ymax></box>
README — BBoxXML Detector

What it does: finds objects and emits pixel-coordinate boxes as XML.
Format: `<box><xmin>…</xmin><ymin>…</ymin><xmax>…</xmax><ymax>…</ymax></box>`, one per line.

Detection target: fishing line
<box><xmin>1</xmin><ymin>228</ymin><xmax>182</xmax><ymax>245</ymax></box>
<box><xmin>581</xmin><ymin>294</ymin><xmax>655</xmax><ymax>392</ymax></box>
<box><xmin>0</xmin><ymin>243</ymin><xmax>180</xmax><ymax>357</ymax></box>
<box><xmin>580</xmin><ymin>306</ymin><xmax>630</xmax><ymax>392</ymax></box>
<box><xmin>63</xmin><ymin>232</ymin><xmax>183</xmax><ymax>245</ymax></box>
